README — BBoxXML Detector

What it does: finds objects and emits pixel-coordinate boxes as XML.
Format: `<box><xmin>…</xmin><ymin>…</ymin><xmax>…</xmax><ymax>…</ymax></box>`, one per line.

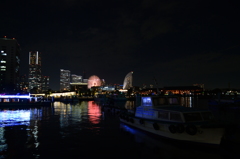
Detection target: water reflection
<box><xmin>88</xmin><ymin>101</ymin><xmax>101</xmax><ymax>124</ymax></box>
<box><xmin>0</xmin><ymin>109</ymin><xmax>30</xmax><ymax>127</ymax></box>
<box><xmin>180</xmin><ymin>97</ymin><xmax>194</xmax><ymax>107</ymax></box>
<box><xmin>0</xmin><ymin>99</ymin><xmax>216</xmax><ymax>158</ymax></box>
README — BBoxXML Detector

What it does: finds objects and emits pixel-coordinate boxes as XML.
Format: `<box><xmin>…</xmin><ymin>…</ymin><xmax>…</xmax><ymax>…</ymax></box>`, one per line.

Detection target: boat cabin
<box><xmin>141</xmin><ymin>96</ymin><xmax>179</xmax><ymax>106</ymax></box>
<box><xmin>0</xmin><ymin>94</ymin><xmax>41</xmax><ymax>103</ymax></box>
<box><xmin>135</xmin><ymin>96</ymin><xmax>214</xmax><ymax>123</ymax></box>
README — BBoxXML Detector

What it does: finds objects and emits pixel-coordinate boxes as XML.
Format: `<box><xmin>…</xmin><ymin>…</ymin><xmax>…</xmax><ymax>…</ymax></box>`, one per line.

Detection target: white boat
<box><xmin>119</xmin><ymin>95</ymin><xmax>226</xmax><ymax>146</ymax></box>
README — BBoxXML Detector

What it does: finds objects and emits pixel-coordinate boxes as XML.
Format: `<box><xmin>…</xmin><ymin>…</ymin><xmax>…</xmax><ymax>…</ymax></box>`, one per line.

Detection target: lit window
<box><xmin>1</xmin><ymin>69</ymin><xmax>6</xmax><ymax>71</ymax></box>
<box><xmin>1</xmin><ymin>66</ymin><xmax>6</xmax><ymax>68</ymax></box>
<box><xmin>1</xmin><ymin>61</ymin><xmax>6</xmax><ymax>63</ymax></box>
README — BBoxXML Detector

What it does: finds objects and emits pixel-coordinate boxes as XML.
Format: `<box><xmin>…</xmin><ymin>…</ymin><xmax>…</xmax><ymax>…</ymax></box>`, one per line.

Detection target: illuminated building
<box><xmin>0</xmin><ymin>36</ymin><xmax>20</xmax><ymax>93</ymax></box>
<box><xmin>28</xmin><ymin>51</ymin><xmax>42</xmax><ymax>92</ymax></box>
<box><xmin>41</xmin><ymin>76</ymin><xmax>50</xmax><ymax>92</ymax></box>
<box><xmin>163</xmin><ymin>86</ymin><xmax>203</xmax><ymax>95</ymax></box>
<box><xmin>88</xmin><ymin>75</ymin><xmax>102</xmax><ymax>89</ymax></box>
<box><xmin>123</xmin><ymin>71</ymin><xmax>133</xmax><ymax>90</ymax></box>
<box><xmin>60</xmin><ymin>69</ymin><xmax>71</xmax><ymax>91</ymax></box>
<box><xmin>19</xmin><ymin>74</ymin><xmax>29</xmax><ymax>92</ymax></box>
<box><xmin>71</xmin><ymin>74</ymin><xmax>82</xmax><ymax>83</ymax></box>
<box><xmin>70</xmin><ymin>74</ymin><xmax>88</xmax><ymax>92</ymax></box>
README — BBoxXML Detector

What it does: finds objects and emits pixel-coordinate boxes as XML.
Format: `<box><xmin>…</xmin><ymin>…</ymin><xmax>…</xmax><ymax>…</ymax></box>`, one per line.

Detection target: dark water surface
<box><xmin>0</xmin><ymin>97</ymin><xmax>239</xmax><ymax>159</ymax></box>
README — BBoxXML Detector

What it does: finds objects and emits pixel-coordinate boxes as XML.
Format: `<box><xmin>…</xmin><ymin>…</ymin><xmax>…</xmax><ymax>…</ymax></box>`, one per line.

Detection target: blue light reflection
<box><xmin>0</xmin><ymin>110</ymin><xmax>30</xmax><ymax>127</ymax></box>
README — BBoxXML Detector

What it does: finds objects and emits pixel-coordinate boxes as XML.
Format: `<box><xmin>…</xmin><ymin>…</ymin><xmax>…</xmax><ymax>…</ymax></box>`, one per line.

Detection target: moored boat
<box><xmin>0</xmin><ymin>94</ymin><xmax>52</xmax><ymax>108</ymax></box>
<box><xmin>119</xmin><ymin>95</ymin><xmax>228</xmax><ymax>146</ymax></box>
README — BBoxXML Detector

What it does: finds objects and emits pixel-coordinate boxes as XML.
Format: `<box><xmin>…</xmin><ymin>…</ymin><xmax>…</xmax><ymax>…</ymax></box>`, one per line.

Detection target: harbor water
<box><xmin>0</xmin><ymin>97</ymin><xmax>239</xmax><ymax>159</ymax></box>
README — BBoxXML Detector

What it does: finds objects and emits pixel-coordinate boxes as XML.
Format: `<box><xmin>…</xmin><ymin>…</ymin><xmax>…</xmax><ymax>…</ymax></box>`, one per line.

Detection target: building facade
<box><xmin>28</xmin><ymin>51</ymin><xmax>42</xmax><ymax>92</ymax></box>
<box><xmin>123</xmin><ymin>71</ymin><xmax>133</xmax><ymax>90</ymax></box>
<box><xmin>19</xmin><ymin>74</ymin><xmax>29</xmax><ymax>93</ymax></box>
<box><xmin>60</xmin><ymin>69</ymin><xmax>71</xmax><ymax>91</ymax></box>
<box><xmin>71</xmin><ymin>74</ymin><xmax>82</xmax><ymax>83</ymax></box>
<box><xmin>0</xmin><ymin>37</ymin><xmax>20</xmax><ymax>93</ymax></box>
<box><xmin>41</xmin><ymin>76</ymin><xmax>50</xmax><ymax>92</ymax></box>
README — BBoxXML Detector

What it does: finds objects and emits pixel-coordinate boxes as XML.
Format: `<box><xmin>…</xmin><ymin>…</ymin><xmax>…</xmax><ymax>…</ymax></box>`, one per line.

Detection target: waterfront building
<box><xmin>101</xmin><ymin>85</ymin><xmax>115</xmax><ymax>91</ymax></box>
<box><xmin>70</xmin><ymin>74</ymin><xmax>87</xmax><ymax>93</ymax></box>
<box><xmin>163</xmin><ymin>86</ymin><xmax>203</xmax><ymax>95</ymax></box>
<box><xmin>71</xmin><ymin>74</ymin><xmax>82</xmax><ymax>83</ymax></box>
<box><xmin>41</xmin><ymin>76</ymin><xmax>50</xmax><ymax>92</ymax></box>
<box><xmin>70</xmin><ymin>82</ymin><xmax>88</xmax><ymax>93</ymax></box>
<box><xmin>28</xmin><ymin>51</ymin><xmax>42</xmax><ymax>93</ymax></box>
<box><xmin>60</xmin><ymin>69</ymin><xmax>71</xmax><ymax>91</ymax></box>
<box><xmin>0</xmin><ymin>37</ymin><xmax>20</xmax><ymax>93</ymax></box>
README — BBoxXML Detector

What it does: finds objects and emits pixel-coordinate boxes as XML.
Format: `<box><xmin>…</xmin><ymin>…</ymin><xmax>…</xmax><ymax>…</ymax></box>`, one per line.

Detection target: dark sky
<box><xmin>1</xmin><ymin>0</ymin><xmax>240</xmax><ymax>90</ymax></box>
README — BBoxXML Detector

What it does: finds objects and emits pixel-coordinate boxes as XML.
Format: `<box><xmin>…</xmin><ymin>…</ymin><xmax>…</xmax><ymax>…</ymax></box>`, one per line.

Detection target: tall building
<box><xmin>19</xmin><ymin>74</ymin><xmax>29</xmax><ymax>93</ymax></box>
<box><xmin>60</xmin><ymin>69</ymin><xmax>71</xmax><ymax>91</ymax></box>
<box><xmin>28</xmin><ymin>51</ymin><xmax>42</xmax><ymax>92</ymax></box>
<box><xmin>41</xmin><ymin>76</ymin><xmax>50</xmax><ymax>92</ymax></box>
<box><xmin>0</xmin><ymin>36</ymin><xmax>20</xmax><ymax>93</ymax></box>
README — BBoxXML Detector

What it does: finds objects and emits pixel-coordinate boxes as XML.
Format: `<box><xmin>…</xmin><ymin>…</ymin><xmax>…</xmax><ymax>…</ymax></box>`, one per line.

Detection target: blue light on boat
<box><xmin>0</xmin><ymin>94</ymin><xmax>31</xmax><ymax>99</ymax></box>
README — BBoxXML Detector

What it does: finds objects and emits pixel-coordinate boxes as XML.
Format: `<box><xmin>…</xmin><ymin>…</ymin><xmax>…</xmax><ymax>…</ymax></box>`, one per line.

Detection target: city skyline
<box><xmin>1</xmin><ymin>0</ymin><xmax>240</xmax><ymax>90</ymax></box>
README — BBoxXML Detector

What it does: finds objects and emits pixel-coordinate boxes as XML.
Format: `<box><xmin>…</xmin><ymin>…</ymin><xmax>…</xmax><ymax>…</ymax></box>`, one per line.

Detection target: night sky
<box><xmin>1</xmin><ymin>0</ymin><xmax>240</xmax><ymax>90</ymax></box>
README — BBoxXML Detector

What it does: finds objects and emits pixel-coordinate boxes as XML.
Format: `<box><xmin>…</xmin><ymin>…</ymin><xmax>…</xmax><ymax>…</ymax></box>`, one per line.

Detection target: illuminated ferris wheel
<box><xmin>123</xmin><ymin>71</ymin><xmax>133</xmax><ymax>90</ymax></box>
<box><xmin>88</xmin><ymin>75</ymin><xmax>102</xmax><ymax>89</ymax></box>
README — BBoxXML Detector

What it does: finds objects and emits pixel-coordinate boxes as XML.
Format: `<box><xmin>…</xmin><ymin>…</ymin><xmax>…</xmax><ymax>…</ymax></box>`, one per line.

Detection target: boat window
<box><xmin>158</xmin><ymin>111</ymin><xmax>169</xmax><ymax>120</ymax></box>
<box><xmin>3</xmin><ymin>99</ymin><xmax>10</xmax><ymax>102</ymax></box>
<box><xmin>168</xmin><ymin>98</ymin><xmax>179</xmax><ymax>105</ymax></box>
<box><xmin>201</xmin><ymin>112</ymin><xmax>214</xmax><ymax>121</ymax></box>
<box><xmin>153</xmin><ymin>97</ymin><xmax>167</xmax><ymax>105</ymax></box>
<box><xmin>183</xmin><ymin>113</ymin><xmax>202</xmax><ymax>122</ymax></box>
<box><xmin>158</xmin><ymin>98</ymin><xmax>167</xmax><ymax>105</ymax></box>
<box><xmin>142</xmin><ymin>97</ymin><xmax>152</xmax><ymax>106</ymax></box>
<box><xmin>170</xmin><ymin>112</ymin><xmax>182</xmax><ymax>122</ymax></box>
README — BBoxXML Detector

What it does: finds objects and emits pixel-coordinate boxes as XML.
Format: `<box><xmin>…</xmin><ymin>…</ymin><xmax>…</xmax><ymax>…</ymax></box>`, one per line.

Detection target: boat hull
<box><xmin>119</xmin><ymin>116</ymin><xmax>225</xmax><ymax>146</ymax></box>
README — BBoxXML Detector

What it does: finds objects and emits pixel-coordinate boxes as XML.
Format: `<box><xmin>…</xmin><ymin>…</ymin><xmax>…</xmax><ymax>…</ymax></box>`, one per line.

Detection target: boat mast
<box><xmin>153</xmin><ymin>77</ymin><xmax>160</xmax><ymax>95</ymax></box>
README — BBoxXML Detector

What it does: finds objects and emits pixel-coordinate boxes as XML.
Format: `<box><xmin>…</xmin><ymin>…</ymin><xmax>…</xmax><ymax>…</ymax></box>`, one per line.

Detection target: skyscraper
<box><xmin>41</xmin><ymin>76</ymin><xmax>50</xmax><ymax>92</ymax></box>
<box><xmin>0</xmin><ymin>36</ymin><xmax>20</xmax><ymax>93</ymax></box>
<box><xmin>19</xmin><ymin>74</ymin><xmax>29</xmax><ymax>93</ymax></box>
<box><xmin>28</xmin><ymin>51</ymin><xmax>42</xmax><ymax>92</ymax></box>
<box><xmin>60</xmin><ymin>69</ymin><xmax>71</xmax><ymax>91</ymax></box>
